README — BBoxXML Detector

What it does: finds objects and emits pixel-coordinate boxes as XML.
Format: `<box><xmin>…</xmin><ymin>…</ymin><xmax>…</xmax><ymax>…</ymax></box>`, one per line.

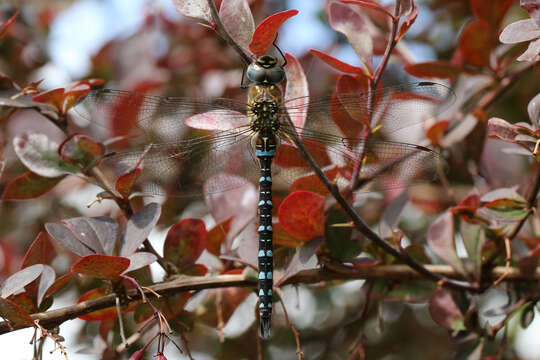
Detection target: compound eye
<box><xmin>267</xmin><ymin>68</ymin><xmax>285</xmax><ymax>84</ymax></box>
<box><xmin>247</xmin><ymin>64</ymin><xmax>266</xmax><ymax>83</ymax></box>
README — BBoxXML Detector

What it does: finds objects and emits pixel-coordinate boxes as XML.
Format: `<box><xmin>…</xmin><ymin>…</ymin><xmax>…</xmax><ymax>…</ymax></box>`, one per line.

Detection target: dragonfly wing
<box><xmin>275</xmin><ymin>126</ymin><xmax>442</xmax><ymax>192</ymax></box>
<box><xmin>72</xmin><ymin>89</ymin><xmax>250</xmax><ymax>143</ymax></box>
<box><xmin>282</xmin><ymin>81</ymin><xmax>454</xmax><ymax>139</ymax></box>
<box><xmin>95</xmin><ymin>127</ymin><xmax>261</xmax><ymax>197</ymax></box>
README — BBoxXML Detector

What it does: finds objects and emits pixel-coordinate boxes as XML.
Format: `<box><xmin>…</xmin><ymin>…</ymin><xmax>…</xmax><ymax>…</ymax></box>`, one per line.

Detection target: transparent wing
<box><xmin>282</xmin><ymin>81</ymin><xmax>454</xmax><ymax>137</ymax></box>
<box><xmin>275</xmin><ymin>125</ymin><xmax>442</xmax><ymax>193</ymax></box>
<box><xmin>95</xmin><ymin>126</ymin><xmax>260</xmax><ymax>197</ymax></box>
<box><xmin>72</xmin><ymin>89</ymin><xmax>251</xmax><ymax>143</ymax></box>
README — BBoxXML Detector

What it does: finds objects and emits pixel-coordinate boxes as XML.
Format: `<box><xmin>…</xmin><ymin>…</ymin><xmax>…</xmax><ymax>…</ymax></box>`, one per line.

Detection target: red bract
<box><xmin>278</xmin><ymin>191</ymin><xmax>325</xmax><ymax>241</ymax></box>
<box><xmin>248</xmin><ymin>9</ymin><xmax>299</xmax><ymax>56</ymax></box>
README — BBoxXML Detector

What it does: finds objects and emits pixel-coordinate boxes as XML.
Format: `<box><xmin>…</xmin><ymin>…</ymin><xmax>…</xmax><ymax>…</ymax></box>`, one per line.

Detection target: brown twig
<box><xmin>275</xmin><ymin>288</ymin><xmax>303</xmax><ymax>360</ymax></box>
<box><xmin>2</xmin><ymin>265</ymin><xmax>536</xmax><ymax>335</ymax></box>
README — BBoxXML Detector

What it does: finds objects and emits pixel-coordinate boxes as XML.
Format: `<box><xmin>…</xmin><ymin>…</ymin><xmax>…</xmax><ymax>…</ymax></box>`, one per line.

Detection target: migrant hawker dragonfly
<box><xmin>74</xmin><ymin>55</ymin><xmax>453</xmax><ymax>338</ymax></box>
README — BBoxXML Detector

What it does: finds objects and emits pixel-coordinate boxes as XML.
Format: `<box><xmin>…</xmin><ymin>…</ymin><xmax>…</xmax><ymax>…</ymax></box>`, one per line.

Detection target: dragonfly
<box><xmin>73</xmin><ymin>55</ymin><xmax>453</xmax><ymax>338</ymax></box>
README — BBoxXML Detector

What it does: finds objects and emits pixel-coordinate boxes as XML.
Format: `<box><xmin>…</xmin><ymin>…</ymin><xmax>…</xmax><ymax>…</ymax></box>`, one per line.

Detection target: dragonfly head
<box><xmin>247</xmin><ymin>55</ymin><xmax>285</xmax><ymax>85</ymax></box>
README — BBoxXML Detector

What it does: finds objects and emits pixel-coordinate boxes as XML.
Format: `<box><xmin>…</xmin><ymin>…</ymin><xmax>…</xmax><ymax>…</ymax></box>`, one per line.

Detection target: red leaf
<box><xmin>72</xmin><ymin>254</ymin><xmax>130</xmax><ymax>280</ymax></box>
<box><xmin>273</xmin><ymin>222</ymin><xmax>305</xmax><ymax>247</ymax></box>
<box><xmin>115</xmin><ymin>168</ymin><xmax>142</xmax><ymax>199</ymax></box>
<box><xmin>59</xmin><ymin>134</ymin><xmax>104</xmax><ymax>169</ymax></box>
<box><xmin>404</xmin><ymin>61</ymin><xmax>462</xmax><ymax>80</ymax></box>
<box><xmin>290</xmin><ymin>166</ymin><xmax>339</xmax><ymax>196</ymax></box>
<box><xmin>207</xmin><ymin>219</ymin><xmax>231</xmax><ymax>256</ymax></box>
<box><xmin>428</xmin><ymin>289</ymin><xmax>465</xmax><ymax>331</ymax></box>
<box><xmin>248</xmin><ymin>9</ymin><xmax>299</xmax><ymax>56</ymax></box>
<box><xmin>0</xmin><ymin>297</ymin><xmax>34</xmax><ymax>326</ymax></box>
<box><xmin>470</xmin><ymin>0</ymin><xmax>514</xmax><ymax>27</ymax></box>
<box><xmin>328</xmin><ymin>1</ymin><xmax>373</xmax><ymax>72</ymax></box>
<box><xmin>2</xmin><ymin>172</ymin><xmax>64</xmax><ymax>200</ymax></box>
<box><xmin>335</xmin><ymin>74</ymin><xmax>370</xmax><ymax>128</ymax></box>
<box><xmin>0</xmin><ymin>11</ymin><xmax>18</xmax><ymax>40</ymax></box>
<box><xmin>77</xmin><ymin>288</ymin><xmax>117</xmax><ymax>321</ymax></box>
<box><xmin>339</xmin><ymin>0</ymin><xmax>393</xmax><ymax>18</ymax></box>
<box><xmin>487</xmin><ymin>117</ymin><xmax>519</xmax><ymax>142</ymax></box>
<box><xmin>309</xmin><ymin>49</ymin><xmax>366</xmax><ymax>74</ymax></box>
<box><xmin>274</xmin><ymin>139</ymin><xmax>331</xmax><ymax>168</ymax></box>
<box><xmin>459</xmin><ymin>19</ymin><xmax>492</xmax><ymax>67</ymax></box>
<box><xmin>21</xmin><ymin>232</ymin><xmax>56</xmax><ymax>268</ymax></box>
<box><xmin>44</xmin><ymin>272</ymin><xmax>74</xmax><ymax>299</ymax></box>
<box><xmin>426</xmin><ymin>121</ymin><xmax>449</xmax><ymax>146</ymax></box>
<box><xmin>278</xmin><ymin>191</ymin><xmax>325</xmax><ymax>241</ymax></box>
<box><xmin>163</xmin><ymin>219</ymin><xmax>207</xmax><ymax>270</ymax></box>
<box><xmin>284</xmin><ymin>52</ymin><xmax>309</xmax><ymax>129</ymax></box>
<box><xmin>426</xmin><ymin>212</ymin><xmax>465</xmax><ymax>274</ymax></box>
<box><xmin>396</xmin><ymin>1</ymin><xmax>418</xmax><ymax>40</ymax></box>
<box><xmin>451</xmin><ymin>194</ymin><xmax>481</xmax><ymax>221</ymax></box>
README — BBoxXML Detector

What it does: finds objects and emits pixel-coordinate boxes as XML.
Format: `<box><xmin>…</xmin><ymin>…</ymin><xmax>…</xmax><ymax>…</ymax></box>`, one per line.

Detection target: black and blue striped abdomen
<box><xmin>256</xmin><ymin>149</ymin><xmax>274</xmax><ymax>339</ymax></box>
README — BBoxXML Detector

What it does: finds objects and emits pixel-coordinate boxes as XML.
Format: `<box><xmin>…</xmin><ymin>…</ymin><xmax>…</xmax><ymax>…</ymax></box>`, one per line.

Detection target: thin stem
<box><xmin>283</xmin><ymin>114</ymin><xmax>478</xmax><ymax>292</ymax></box>
<box><xmin>276</xmin><ymin>288</ymin><xmax>303</xmax><ymax>360</ymax></box>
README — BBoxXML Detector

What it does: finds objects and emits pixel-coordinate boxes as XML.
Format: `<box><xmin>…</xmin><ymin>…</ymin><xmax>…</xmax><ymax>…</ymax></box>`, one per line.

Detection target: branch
<box><xmin>2</xmin><ymin>265</ymin><xmax>537</xmax><ymax>335</ymax></box>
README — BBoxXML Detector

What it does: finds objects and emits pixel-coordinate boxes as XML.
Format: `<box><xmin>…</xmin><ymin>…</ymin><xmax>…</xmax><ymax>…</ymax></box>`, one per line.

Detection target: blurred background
<box><xmin>1</xmin><ymin>0</ymin><xmax>539</xmax><ymax>359</ymax></box>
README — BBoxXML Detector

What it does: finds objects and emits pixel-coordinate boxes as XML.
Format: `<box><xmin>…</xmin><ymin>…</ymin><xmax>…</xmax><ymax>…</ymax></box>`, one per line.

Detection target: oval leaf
<box><xmin>0</xmin><ymin>297</ymin><xmax>34</xmax><ymax>326</ymax></box>
<box><xmin>428</xmin><ymin>288</ymin><xmax>465</xmax><ymax>331</ymax></box>
<box><xmin>45</xmin><ymin>222</ymin><xmax>95</xmax><ymax>257</ymax></box>
<box><xmin>21</xmin><ymin>232</ymin><xmax>56</xmax><ymax>268</ymax></box>
<box><xmin>72</xmin><ymin>254</ymin><xmax>130</xmax><ymax>280</ymax></box>
<box><xmin>163</xmin><ymin>219</ymin><xmax>207</xmax><ymax>270</ymax></box>
<box><xmin>120</xmin><ymin>203</ymin><xmax>161</xmax><ymax>256</ymax></box>
<box><xmin>248</xmin><ymin>9</ymin><xmax>299</xmax><ymax>56</ymax></box>
<box><xmin>284</xmin><ymin>52</ymin><xmax>309</xmax><ymax>129</ymax></box>
<box><xmin>124</xmin><ymin>252</ymin><xmax>157</xmax><ymax>274</ymax></box>
<box><xmin>219</xmin><ymin>0</ymin><xmax>255</xmax><ymax>50</ymax></box>
<box><xmin>426</xmin><ymin>212</ymin><xmax>465</xmax><ymax>274</ymax></box>
<box><xmin>278</xmin><ymin>191</ymin><xmax>325</xmax><ymax>241</ymax></box>
<box><xmin>1</xmin><ymin>264</ymin><xmax>44</xmax><ymax>298</ymax></box>
<box><xmin>2</xmin><ymin>172</ymin><xmax>64</xmax><ymax>200</ymax></box>
<box><xmin>13</xmin><ymin>133</ymin><xmax>78</xmax><ymax>177</ymax></box>
<box><xmin>77</xmin><ymin>288</ymin><xmax>117</xmax><ymax>321</ymax></box>
<box><xmin>172</xmin><ymin>0</ymin><xmax>212</xmax><ymax>23</ymax></box>
<box><xmin>328</xmin><ymin>1</ymin><xmax>373</xmax><ymax>72</ymax></box>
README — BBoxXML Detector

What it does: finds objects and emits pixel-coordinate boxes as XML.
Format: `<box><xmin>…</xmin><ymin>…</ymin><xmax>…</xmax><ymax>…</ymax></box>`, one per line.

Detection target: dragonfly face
<box><xmin>246</xmin><ymin>55</ymin><xmax>285</xmax><ymax>84</ymax></box>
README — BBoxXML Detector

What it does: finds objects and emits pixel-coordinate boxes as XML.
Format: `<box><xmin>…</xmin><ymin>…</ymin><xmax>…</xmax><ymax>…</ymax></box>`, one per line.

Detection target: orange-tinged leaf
<box><xmin>273</xmin><ymin>222</ymin><xmax>305</xmax><ymax>247</ymax></box>
<box><xmin>459</xmin><ymin>19</ymin><xmax>492</xmax><ymax>67</ymax></box>
<box><xmin>278</xmin><ymin>191</ymin><xmax>325</xmax><ymax>241</ymax></box>
<box><xmin>44</xmin><ymin>272</ymin><xmax>74</xmax><ymax>299</ymax></box>
<box><xmin>248</xmin><ymin>9</ymin><xmax>299</xmax><ymax>56</ymax></box>
<box><xmin>59</xmin><ymin>134</ymin><xmax>104</xmax><ymax>169</ymax></box>
<box><xmin>290</xmin><ymin>166</ymin><xmax>339</xmax><ymax>196</ymax></box>
<box><xmin>0</xmin><ymin>297</ymin><xmax>34</xmax><ymax>326</ymax></box>
<box><xmin>206</xmin><ymin>219</ymin><xmax>231</xmax><ymax>256</ymax></box>
<box><xmin>72</xmin><ymin>254</ymin><xmax>130</xmax><ymax>280</ymax></box>
<box><xmin>274</xmin><ymin>139</ymin><xmax>331</xmax><ymax>168</ymax></box>
<box><xmin>309</xmin><ymin>49</ymin><xmax>366</xmax><ymax>74</ymax></box>
<box><xmin>163</xmin><ymin>218</ymin><xmax>207</xmax><ymax>271</ymax></box>
<box><xmin>0</xmin><ymin>12</ymin><xmax>18</xmax><ymax>40</ymax></box>
<box><xmin>115</xmin><ymin>168</ymin><xmax>142</xmax><ymax>198</ymax></box>
<box><xmin>2</xmin><ymin>172</ymin><xmax>64</xmax><ymax>200</ymax></box>
<box><xmin>77</xmin><ymin>288</ymin><xmax>117</xmax><ymax>321</ymax></box>
<box><xmin>21</xmin><ymin>231</ymin><xmax>56</xmax><ymax>268</ymax></box>
<box><xmin>404</xmin><ymin>61</ymin><xmax>462</xmax><ymax>80</ymax></box>
<box><xmin>426</xmin><ymin>121</ymin><xmax>449</xmax><ymax>146</ymax></box>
